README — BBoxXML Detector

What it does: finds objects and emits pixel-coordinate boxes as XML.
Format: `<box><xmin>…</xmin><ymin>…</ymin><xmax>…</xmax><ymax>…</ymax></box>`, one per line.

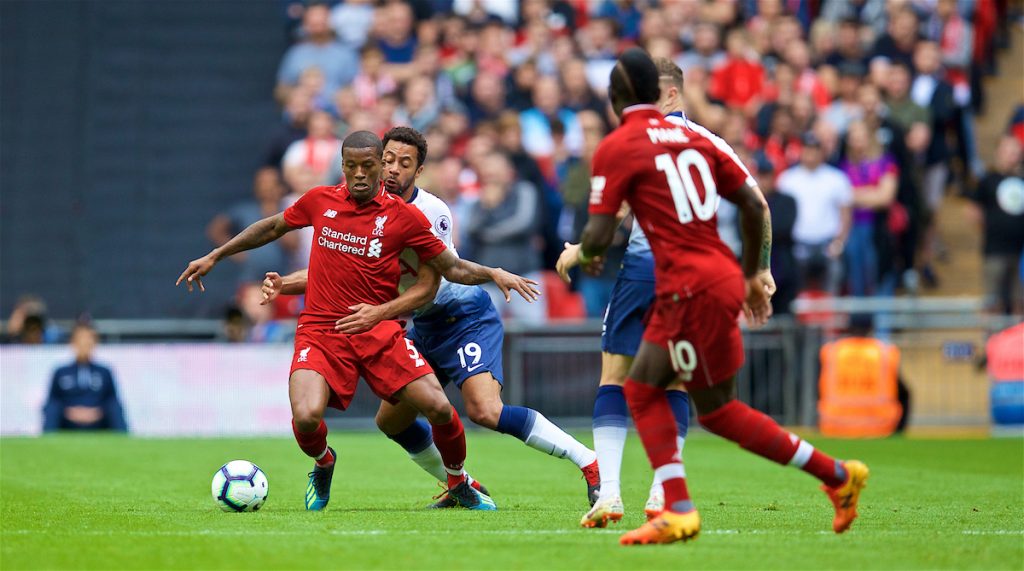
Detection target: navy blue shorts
<box><xmin>407</xmin><ymin>293</ymin><xmax>505</xmax><ymax>388</ymax></box>
<box><xmin>601</xmin><ymin>276</ymin><xmax>656</xmax><ymax>357</ymax></box>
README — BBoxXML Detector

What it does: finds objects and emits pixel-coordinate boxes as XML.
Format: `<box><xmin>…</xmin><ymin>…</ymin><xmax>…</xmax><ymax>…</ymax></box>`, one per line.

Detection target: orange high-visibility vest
<box><xmin>818</xmin><ymin>337</ymin><xmax>903</xmax><ymax>437</ymax></box>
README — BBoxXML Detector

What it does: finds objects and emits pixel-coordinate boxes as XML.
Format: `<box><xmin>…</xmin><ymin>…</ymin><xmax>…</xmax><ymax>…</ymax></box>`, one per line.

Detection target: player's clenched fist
<box><xmin>491</xmin><ymin>268</ymin><xmax>541</xmax><ymax>303</ymax></box>
<box><xmin>261</xmin><ymin>272</ymin><xmax>283</xmax><ymax>305</ymax></box>
<box><xmin>175</xmin><ymin>254</ymin><xmax>218</xmax><ymax>292</ymax></box>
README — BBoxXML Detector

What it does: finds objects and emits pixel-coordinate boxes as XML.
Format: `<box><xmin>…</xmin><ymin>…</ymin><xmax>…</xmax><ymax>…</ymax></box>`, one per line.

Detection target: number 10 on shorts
<box><xmin>668</xmin><ymin>339</ymin><xmax>697</xmax><ymax>381</ymax></box>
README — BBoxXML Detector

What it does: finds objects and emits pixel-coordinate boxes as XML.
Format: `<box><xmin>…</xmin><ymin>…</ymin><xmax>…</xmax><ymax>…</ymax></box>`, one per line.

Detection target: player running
<box><xmin>577</xmin><ymin>49</ymin><xmax>869</xmax><ymax>545</ymax></box>
<box><xmin>177</xmin><ymin>131</ymin><xmax>540</xmax><ymax>512</ymax></box>
<box><xmin>558</xmin><ymin>57</ymin><xmax>773</xmax><ymax>528</ymax></box>
<box><xmin>262</xmin><ymin>127</ymin><xmax>601</xmax><ymax>507</ymax></box>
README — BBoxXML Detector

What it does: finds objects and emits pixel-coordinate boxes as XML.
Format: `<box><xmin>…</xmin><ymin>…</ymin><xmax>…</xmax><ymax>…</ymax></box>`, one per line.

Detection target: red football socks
<box><xmin>624</xmin><ymin>379</ymin><xmax>692</xmax><ymax>512</ymax></box>
<box><xmin>292</xmin><ymin>419</ymin><xmax>333</xmax><ymax>466</ymax></box>
<box><xmin>698</xmin><ymin>400</ymin><xmax>845</xmax><ymax>488</ymax></box>
<box><xmin>430</xmin><ymin>407</ymin><xmax>468</xmax><ymax>488</ymax></box>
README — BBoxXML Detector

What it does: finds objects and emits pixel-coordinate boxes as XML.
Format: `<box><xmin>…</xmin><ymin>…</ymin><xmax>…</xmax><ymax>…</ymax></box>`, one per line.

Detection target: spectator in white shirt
<box><xmin>776</xmin><ymin>133</ymin><xmax>853</xmax><ymax>293</ymax></box>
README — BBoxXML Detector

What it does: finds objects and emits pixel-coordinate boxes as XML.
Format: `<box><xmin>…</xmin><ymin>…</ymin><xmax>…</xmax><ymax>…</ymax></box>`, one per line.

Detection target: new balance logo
<box><xmin>367</xmin><ymin>238</ymin><xmax>382</xmax><ymax>258</ymax></box>
<box><xmin>297</xmin><ymin>347</ymin><xmax>311</xmax><ymax>362</ymax></box>
<box><xmin>323</xmin><ymin>209</ymin><xmax>338</xmax><ymax>219</ymax></box>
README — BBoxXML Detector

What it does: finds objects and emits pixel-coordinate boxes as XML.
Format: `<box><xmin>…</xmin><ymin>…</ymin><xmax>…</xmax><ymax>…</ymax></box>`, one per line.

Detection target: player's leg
<box><xmin>645</xmin><ymin>378</ymin><xmax>689</xmax><ymax>520</ymax></box>
<box><xmin>583</xmin><ymin>352</ymin><xmax>631</xmax><ymax>527</ymax></box>
<box><xmin>617</xmin><ymin>340</ymin><xmax>701</xmax><ymax>545</ymax></box>
<box><xmin>460</xmin><ymin>372</ymin><xmax>599</xmax><ymax>504</ymax></box>
<box><xmin>375</xmin><ymin>399</ymin><xmax>446</xmax><ymax>483</ymax></box>
<box><xmin>373</xmin><ymin>398</ymin><xmax>490</xmax><ymax>507</ymax></box>
<box><xmin>289</xmin><ymin>368</ymin><xmax>336</xmax><ymax>511</ymax></box>
<box><xmin>394</xmin><ymin>374</ymin><xmax>496</xmax><ymax>510</ymax></box>
<box><xmin>690</xmin><ymin>379</ymin><xmax>869</xmax><ymax>534</ymax></box>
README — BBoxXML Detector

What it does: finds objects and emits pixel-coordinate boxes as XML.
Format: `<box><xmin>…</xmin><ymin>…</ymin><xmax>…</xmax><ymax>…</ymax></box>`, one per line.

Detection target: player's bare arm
<box><xmin>260</xmin><ymin>269</ymin><xmax>308</xmax><ymax>305</ymax></box>
<box><xmin>577</xmin><ymin>213</ymin><xmax>618</xmax><ymax>276</ymax></box>
<box><xmin>425</xmin><ymin>248</ymin><xmax>541</xmax><ymax>303</ymax></box>
<box><xmin>336</xmin><ymin>261</ymin><xmax>442</xmax><ymax>334</ymax></box>
<box><xmin>752</xmin><ymin>186</ymin><xmax>777</xmax><ymax>298</ymax></box>
<box><xmin>556</xmin><ymin>204</ymin><xmax>631</xmax><ymax>283</ymax></box>
<box><xmin>176</xmin><ymin>213</ymin><xmax>294</xmax><ymax>292</ymax></box>
<box><xmin>726</xmin><ymin>181</ymin><xmax>772</xmax><ymax>325</ymax></box>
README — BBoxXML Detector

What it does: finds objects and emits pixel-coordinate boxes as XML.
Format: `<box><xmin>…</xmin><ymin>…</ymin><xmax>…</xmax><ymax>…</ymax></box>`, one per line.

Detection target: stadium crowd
<box><xmin>208</xmin><ymin>0</ymin><xmax>1020</xmax><ymax>339</ymax></box>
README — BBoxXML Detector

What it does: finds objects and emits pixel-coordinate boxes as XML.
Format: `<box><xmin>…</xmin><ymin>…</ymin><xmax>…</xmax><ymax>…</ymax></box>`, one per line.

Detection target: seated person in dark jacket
<box><xmin>43</xmin><ymin>323</ymin><xmax>127</xmax><ymax>432</ymax></box>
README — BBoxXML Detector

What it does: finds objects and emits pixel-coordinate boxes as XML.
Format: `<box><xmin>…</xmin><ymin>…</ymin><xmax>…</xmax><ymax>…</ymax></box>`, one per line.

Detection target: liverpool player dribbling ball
<box><xmin>577</xmin><ymin>48</ymin><xmax>869</xmax><ymax>545</ymax></box>
<box><xmin>263</xmin><ymin>127</ymin><xmax>602</xmax><ymax>508</ymax></box>
<box><xmin>177</xmin><ymin>131</ymin><xmax>540</xmax><ymax>512</ymax></box>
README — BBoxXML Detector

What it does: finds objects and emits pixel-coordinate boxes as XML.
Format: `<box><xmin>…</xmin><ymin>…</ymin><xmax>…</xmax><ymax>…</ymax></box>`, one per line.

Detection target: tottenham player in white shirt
<box><xmin>557</xmin><ymin>58</ymin><xmax>776</xmax><ymax>527</ymax></box>
<box><xmin>264</xmin><ymin>127</ymin><xmax>602</xmax><ymax>508</ymax></box>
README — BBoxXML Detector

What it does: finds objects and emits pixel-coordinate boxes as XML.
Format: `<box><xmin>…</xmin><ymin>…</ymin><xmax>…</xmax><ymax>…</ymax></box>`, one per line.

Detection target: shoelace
<box><xmin>431</xmin><ymin>481</ymin><xmax>451</xmax><ymax>501</ymax></box>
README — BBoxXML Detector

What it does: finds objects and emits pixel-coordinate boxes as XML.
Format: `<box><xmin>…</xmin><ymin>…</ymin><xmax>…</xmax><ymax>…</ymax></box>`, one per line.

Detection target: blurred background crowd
<box><xmin>4</xmin><ymin>0</ymin><xmax>1023</xmax><ymax>344</ymax></box>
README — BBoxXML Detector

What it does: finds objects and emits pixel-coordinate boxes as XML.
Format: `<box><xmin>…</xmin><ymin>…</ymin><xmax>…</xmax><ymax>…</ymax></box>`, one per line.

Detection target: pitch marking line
<box><xmin>5</xmin><ymin>529</ymin><xmax>1022</xmax><ymax>537</ymax></box>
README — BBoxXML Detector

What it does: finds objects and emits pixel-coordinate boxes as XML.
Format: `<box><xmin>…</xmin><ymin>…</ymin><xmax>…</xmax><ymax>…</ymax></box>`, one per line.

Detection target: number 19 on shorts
<box><xmin>668</xmin><ymin>339</ymin><xmax>697</xmax><ymax>382</ymax></box>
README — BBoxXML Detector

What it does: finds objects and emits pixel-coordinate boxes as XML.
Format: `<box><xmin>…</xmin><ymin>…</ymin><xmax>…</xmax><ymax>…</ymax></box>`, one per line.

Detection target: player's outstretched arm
<box><xmin>425</xmin><ymin>249</ymin><xmax>540</xmax><ymax>303</ymax></box>
<box><xmin>728</xmin><ymin>182</ymin><xmax>773</xmax><ymax>326</ymax></box>
<box><xmin>335</xmin><ymin>262</ymin><xmax>442</xmax><ymax>334</ymax></box>
<box><xmin>177</xmin><ymin>213</ymin><xmax>294</xmax><ymax>292</ymax></box>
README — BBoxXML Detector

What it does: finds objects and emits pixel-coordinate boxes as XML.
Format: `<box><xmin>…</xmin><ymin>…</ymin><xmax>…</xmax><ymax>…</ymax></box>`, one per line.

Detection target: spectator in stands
<box><xmin>394</xmin><ymin>76</ymin><xmax>440</xmax><ymax>133</ymax></box>
<box><xmin>4</xmin><ymin>295</ymin><xmax>59</xmax><ymax>344</ymax></box>
<box><xmin>820</xmin><ymin>0</ymin><xmax>888</xmax><ymax>40</ymax></box>
<box><xmin>518</xmin><ymin>75</ymin><xmax>582</xmax><ymax>160</ymax></box>
<box><xmin>238</xmin><ymin>283</ymin><xmax>293</xmax><ymax>343</ymax></box>
<box><xmin>376</xmin><ymin>1</ymin><xmax>418</xmax><ymax>65</ymax></box>
<box><xmin>710</xmin><ymin>27</ymin><xmax>764</xmax><ymax>113</ymax></box>
<box><xmin>275</xmin><ymin>3</ymin><xmax>359</xmax><ymax>102</ymax></box>
<box><xmin>756</xmin><ymin>153</ymin><xmax>799</xmax><ymax>315</ymax></box>
<box><xmin>579</xmin><ymin>17</ymin><xmax>619</xmax><ymax>91</ymax></box>
<box><xmin>676</xmin><ymin>21</ymin><xmax>725</xmax><ymax>73</ymax></box>
<box><xmin>329</xmin><ymin>0</ymin><xmax>375</xmax><ymax>48</ymax></box>
<box><xmin>822</xmin><ymin>18</ymin><xmax>868</xmax><ymax>69</ymax></box>
<box><xmin>841</xmin><ymin>120</ymin><xmax>900</xmax><ymax>296</ymax></box>
<box><xmin>223</xmin><ymin>306</ymin><xmax>248</xmax><ymax>343</ymax></box>
<box><xmin>264</xmin><ymin>88</ymin><xmax>313</xmax><ymax>171</ymax></box>
<box><xmin>207</xmin><ymin>168</ymin><xmax>293</xmax><ymax>286</ymax></box>
<box><xmin>351</xmin><ymin>44</ymin><xmax>397</xmax><ymax>108</ymax></box>
<box><xmin>42</xmin><ymin>322</ymin><xmax>127</xmax><ymax>432</ymax></box>
<box><xmin>968</xmin><ymin>136</ymin><xmax>1024</xmax><ymax>315</ymax></box>
<box><xmin>464</xmin><ymin>152</ymin><xmax>547</xmax><ymax>325</ymax></box>
<box><xmin>281</xmin><ymin>109</ymin><xmax>340</xmax><ymax>187</ymax></box>
<box><xmin>559</xmin><ymin>59</ymin><xmax>606</xmax><ymax>118</ymax></box>
<box><xmin>776</xmin><ymin>133</ymin><xmax>852</xmax><ymax>294</ymax></box>
<box><xmin>870</xmin><ymin>5</ymin><xmax>919</xmax><ymax>69</ymax></box>
<box><xmin>822</xmin><ymin>62</ymin><xmax>866</xmax><ymax>135</ymax></box>
<box><xmin>761</xmin><ymin>105</ymin><xmax>802</xmax><ymax>173</ymax></box>
<box><xmin>466</xmin><ymin>71</ymin><xmax>507</xmax><ymax>126</ymax></box>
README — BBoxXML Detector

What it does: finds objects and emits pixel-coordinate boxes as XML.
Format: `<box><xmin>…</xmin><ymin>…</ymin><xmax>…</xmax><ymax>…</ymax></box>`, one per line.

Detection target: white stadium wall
<box><xmin>0</xmin><ymin>345</ymin><xmax>294</xmax><ymax>436</ymax></box>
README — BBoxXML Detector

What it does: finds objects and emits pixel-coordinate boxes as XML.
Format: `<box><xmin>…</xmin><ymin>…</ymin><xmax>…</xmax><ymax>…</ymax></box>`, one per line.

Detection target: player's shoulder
<box><xmin>410</xmin><ymin>188</ymin><xmax>454</xmax><ymax>237</ymax></box>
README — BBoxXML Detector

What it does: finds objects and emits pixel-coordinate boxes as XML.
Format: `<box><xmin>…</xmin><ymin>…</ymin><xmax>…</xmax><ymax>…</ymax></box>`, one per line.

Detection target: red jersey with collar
<box><xmin>284</xmin><ymin>183</ymin><xmax>447</xmax><ymax>328</ymax></box>
<box><xmin>588</xmin><ymin>105</ymin><xmax>755</xmax><ymax>297</ymax></box>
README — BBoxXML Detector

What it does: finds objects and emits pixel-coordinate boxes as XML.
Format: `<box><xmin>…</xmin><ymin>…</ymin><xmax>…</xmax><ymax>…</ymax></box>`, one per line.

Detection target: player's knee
<box><xmin>291</xmin><ymin>402</ymin><xmax>323</xmax><ymax>431</ymax></box>
<box><xmin>421</xmin><ymin>399</ymin><xmax>453</xmax><ymax>425</ymax></box>
<box><xmin>465</xmin><ymin>399</ymin><xmax>501</xmax><ymax>429</ymax></box>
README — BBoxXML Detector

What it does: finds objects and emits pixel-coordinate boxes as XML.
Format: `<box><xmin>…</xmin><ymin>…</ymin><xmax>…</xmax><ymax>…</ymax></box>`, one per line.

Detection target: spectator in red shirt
<box><xmin>710</xmin><ymin>27</ymin><xmax>764</xmax><ymax>113</ymax></box>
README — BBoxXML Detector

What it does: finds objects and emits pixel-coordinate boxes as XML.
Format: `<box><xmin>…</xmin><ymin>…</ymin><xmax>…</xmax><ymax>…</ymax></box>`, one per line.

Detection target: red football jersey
<box><xmin>284</xmin><ymin>184</ymin><xmax>447</xmax><ymax>328</ymax></box>
<box><xmin>589</xmin><ymin>105</ymin><xmax>755</xmax><ymax>297</ymax></box>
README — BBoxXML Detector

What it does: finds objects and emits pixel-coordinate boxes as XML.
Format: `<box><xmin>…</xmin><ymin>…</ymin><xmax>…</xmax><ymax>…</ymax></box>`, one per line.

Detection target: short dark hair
<box><xmin>654</xmin><ymin>57</ymin><xmax>683</xmax><ymax>90</ymax></box>
<box><xmin>610</xmin><ymin>47</ymin><xmax>661</xmax><ymax>106</ymax></box>
<box><xmin>383</xmin><ymin>126</ymin><xmax>428</xmax><ymax>167</ymax></box>
<box><xmin>342</xmin><ymin>130</ymin><xmax>383</xmax><ymax>157</ymax></box>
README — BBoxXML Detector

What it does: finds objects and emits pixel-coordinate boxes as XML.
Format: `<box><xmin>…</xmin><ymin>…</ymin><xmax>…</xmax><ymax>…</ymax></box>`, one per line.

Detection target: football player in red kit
<box><xmin>578</xmin><ymin>49</ymin><xmax>869</xmax><ymax>545</ymax></box>
<box><xmin>177</xmin><ymin>131</ymin><xmax>539</xmax><ymax>511</ymax></box>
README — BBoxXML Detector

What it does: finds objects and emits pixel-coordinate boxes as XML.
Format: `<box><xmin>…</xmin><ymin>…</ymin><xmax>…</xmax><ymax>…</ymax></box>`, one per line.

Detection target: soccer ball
<box><xmin>211</xmin><ymin>460</ymin><xmax>269</xmax><ymax>512</ymax></box>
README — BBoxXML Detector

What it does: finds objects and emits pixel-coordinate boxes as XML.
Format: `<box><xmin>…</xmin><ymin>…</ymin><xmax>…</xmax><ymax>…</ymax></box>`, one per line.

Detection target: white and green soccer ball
<box><xmin>211</xmin><ymin>460</ymin><xmax>268</xmax><ymax>512</ymax></box>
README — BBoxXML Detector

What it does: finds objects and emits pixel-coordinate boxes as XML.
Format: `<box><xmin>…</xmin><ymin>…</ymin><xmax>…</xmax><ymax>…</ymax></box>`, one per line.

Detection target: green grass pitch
<box><xmin>2</xmin><ymin>432</ymin><xmax>1022</xmax><ymax>570</ymax></box>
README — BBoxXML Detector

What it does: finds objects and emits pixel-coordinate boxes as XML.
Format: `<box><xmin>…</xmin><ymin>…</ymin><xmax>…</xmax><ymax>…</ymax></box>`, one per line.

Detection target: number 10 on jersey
<box><xmin>655</xmin><ymin>149</ymin><xmax>719</xmax><ymax>224</ymax></box>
